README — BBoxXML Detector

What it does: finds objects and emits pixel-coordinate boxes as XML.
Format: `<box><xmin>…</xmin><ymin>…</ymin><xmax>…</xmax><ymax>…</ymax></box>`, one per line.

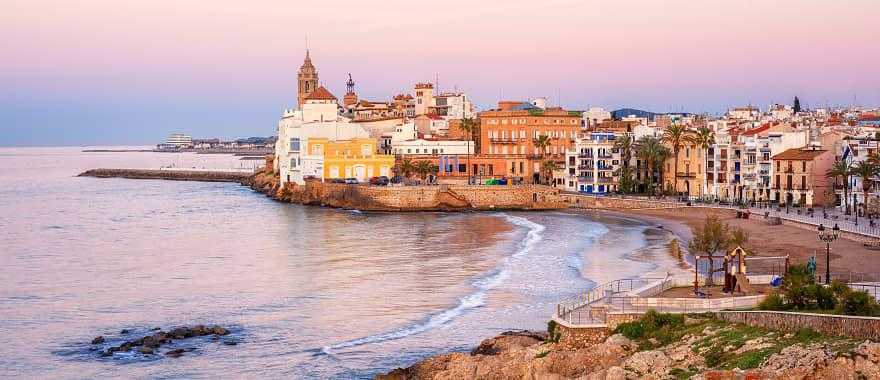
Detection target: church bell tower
<box><xmin>297</xmin><ymin>50</ymin><xmax>318</xmax><ymax>108</ymax></box>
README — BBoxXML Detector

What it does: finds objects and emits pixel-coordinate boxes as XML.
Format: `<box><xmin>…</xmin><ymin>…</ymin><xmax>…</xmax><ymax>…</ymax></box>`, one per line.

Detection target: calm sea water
<box><xmin>0</xmin><ymin>147</ymin><xmax>680</xmax><ymax>379</ymax></box>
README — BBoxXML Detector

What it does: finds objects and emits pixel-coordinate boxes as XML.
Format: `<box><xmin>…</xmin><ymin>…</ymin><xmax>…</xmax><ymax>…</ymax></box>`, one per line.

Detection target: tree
<box><xmin>613</xmin><ymin>134</ymin><xmax>634</xmax><ymax>171</ymax></box>
<box><xmin>413</xmin><ymin>160</ymin><xmax>438</xmax><ymax>180</ymax></box>
<box><xmin>793</xmin><ymin>96</ymin><xmax>802</xmax><ymax>114</ymax></box>
<box><xmin>688</xmin><ymin>215</ymin><xmax>748</xmax><ymax>286</ymax></box>
<box><xmin>541</xmin><ymin>160</ymin><xmax>560</xmax><ymax>185</ymax></box>
<box><xmin>687</xmin><ymin>126</ymin><xmax>715</xmax><ymax>199</ymax></box>
<box><xmin>826</xmin><ymin>159</ymin><xmax>852</xmax><ymax>214</ymax></box>
<box><xmin>533</xmin><ymin>134</ymin><xmax>552</xmax><ymax>156</ymax></box>
<box><xmin>616</xmin><ymin>165</ymin><xmax>637</xmax><ymax>193</ymax></box>
<box><xmin>397</xmin><ymin>158</ymin><xmax>415</xmax><ymax>178</ymax></box>
<box><xmin>458</xmin><ymin>118</ymin><xmax>477</xmax><ymax>180</ymax></box>
<box><xmin>850</xmin><ymin>161</ymin><xmax>878</xmax><ymax>214</ymax></box>
<box><xmin>661</xmin><ymin>124</ymin><xmax>690</xmax><ymax>194</ymax></box>
<box><xmin>635</xmin><ymin>136</ymin><xmax>671</xmax><ymax>195</ymax></box>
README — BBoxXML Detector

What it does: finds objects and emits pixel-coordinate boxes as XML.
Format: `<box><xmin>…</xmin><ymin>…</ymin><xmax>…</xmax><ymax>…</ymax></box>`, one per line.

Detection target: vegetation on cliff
<box><xmin>381</xmin><ymin>312</ymin><xmax>879</xmax><ymax>379</ymax></box>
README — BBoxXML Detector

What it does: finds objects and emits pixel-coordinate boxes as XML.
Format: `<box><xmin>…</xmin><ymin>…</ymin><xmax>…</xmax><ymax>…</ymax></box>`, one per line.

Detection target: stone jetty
<box><xmin>78</xmin><ymin>168</ymin><xmax>252</xmax><ymax>182</ymax></box>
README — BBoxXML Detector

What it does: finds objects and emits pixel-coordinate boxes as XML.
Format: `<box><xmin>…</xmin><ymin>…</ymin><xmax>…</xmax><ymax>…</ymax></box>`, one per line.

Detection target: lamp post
<box><xmin>817</xmin><ymin>223</ymin><xmax>840</xmax><ymax>284</ymax></box>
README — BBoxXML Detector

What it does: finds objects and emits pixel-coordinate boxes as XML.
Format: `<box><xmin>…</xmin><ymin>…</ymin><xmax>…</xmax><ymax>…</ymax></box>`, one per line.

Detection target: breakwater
<box><xmin>78</xmin><ymin>168</ymin><xmax>253</xmax><ymax>182</ymax></box>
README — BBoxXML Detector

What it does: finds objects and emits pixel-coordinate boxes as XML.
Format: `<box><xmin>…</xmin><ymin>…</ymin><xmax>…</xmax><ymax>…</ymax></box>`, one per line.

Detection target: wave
<box><xmin>320</xmin><ymin>213</ymin><xmax>544</xmax><ymax>355</ymax></box>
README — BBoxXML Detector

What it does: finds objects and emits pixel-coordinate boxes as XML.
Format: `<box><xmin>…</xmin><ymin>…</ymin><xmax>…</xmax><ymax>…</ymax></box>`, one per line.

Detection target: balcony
<box><xmin>578</xmin><ymin>153</ymin><xmax>593</xmax><ymax>159</ymax></box>
<box><xmin>489</xmin><ymin>137</ymin><xmax>520</xmax><ymax>144</ymax></box>
<box><xmin>597</xmin><ymin>177</ymin><xmax>615</xmax><ymax>184</ymax></box>
<box><xmin>597</xmin><ymin>153</ymin><xmax>613</xmax><ymax>159</ymax></box>
<box><xmin>578</xmin><ymin>165</ymin><xmax>594</xmax><ymax>170</ymax></box>
<box><xmin>597</xmin><ymin>166</ymin><xmax>614</xmax><ymax>171</ymax></box>
<box><xmin>676</xmin><ymin>172</ymin><xmax>696</xmax><ymax>178</ymax></box>
<box><xmin>577</xmin><ymin>176</ymin><xmax>594</xmax><ymax>182</ymax></box>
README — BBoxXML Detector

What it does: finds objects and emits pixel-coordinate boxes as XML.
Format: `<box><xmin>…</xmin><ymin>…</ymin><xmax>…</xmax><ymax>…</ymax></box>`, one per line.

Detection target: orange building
<box><xmin>477</xmin><ymin>101</ymin><xmax>582</xmax><ymax>182</ymax></box>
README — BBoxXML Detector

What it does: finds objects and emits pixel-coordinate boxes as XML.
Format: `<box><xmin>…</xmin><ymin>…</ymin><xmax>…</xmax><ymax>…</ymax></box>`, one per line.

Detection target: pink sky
<box><xmin>2</xmin><ymin>0</ymin><xmax>878</xmax><ymax>145</ymax></box>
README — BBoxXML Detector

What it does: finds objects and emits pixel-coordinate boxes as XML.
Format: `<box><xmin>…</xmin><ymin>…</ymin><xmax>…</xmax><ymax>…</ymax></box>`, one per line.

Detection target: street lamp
<box><xmin>817</xmin><ymin>223</ymin><xmax>840</xmax><ymax>284</ymax></box>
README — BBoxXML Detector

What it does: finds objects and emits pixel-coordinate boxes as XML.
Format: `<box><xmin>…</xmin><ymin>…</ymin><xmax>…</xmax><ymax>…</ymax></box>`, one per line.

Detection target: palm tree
<box><xmin>613</xmin><ymin>134</ymin><xmax>634</xmax><ymax>171</ymax></box>
<box><xmin>532</xmin><ymin>134</ymin><xmax>552</xmax><ymax>183</ymax></box>
<box><xmin>661</xmin><ymin>124</ymin><xmax>690</xmax><ymax>194</ymax></box>
<box><xmin>397</xmin><ymin>158</ymin><xmax>415</xmax><ymax>178</ymax></box>
<box><xmin>458</xmin><ymin>118</ymin><xmax>477</xmax><ymax>181</ymax></box>
<box><xmin>687</xmin><ymin>126</ymin><xmax>715</xmax><ymax>200</ymax></box>
<box><xmin>541</xmin><ymin>160</ymin><xmax>559</xmax><ymax>186</ymax></box>
<box><xmin>850</xmin><ymin>161</ymin><xmax>878</xmax><ymax>215</ymax></box>
<box><xmin>533</xmin><ymin>134</ymin><xmax>551</xmax><ymax>156</ymax></box>
<box><xmin>413</xmin><ymin>160</ymin><xmax>437</xmax><ymax>181</ymax></box>
<box><xmin>826</xmin><ymin>159</ymin><xmax>852</xmax><ymax>214</ymax></box>
<box><xmin>635</xmin><ymin>136</ymin><xmax>671</xmax><ymax>195</ymax></box>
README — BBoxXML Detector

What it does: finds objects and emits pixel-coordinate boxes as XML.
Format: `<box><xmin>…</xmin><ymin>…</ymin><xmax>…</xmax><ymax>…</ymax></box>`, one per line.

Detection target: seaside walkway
<box><xmin>564</xmin><ymin>193</ymin><xmax>880</xmax><ymax>239</ymax></box>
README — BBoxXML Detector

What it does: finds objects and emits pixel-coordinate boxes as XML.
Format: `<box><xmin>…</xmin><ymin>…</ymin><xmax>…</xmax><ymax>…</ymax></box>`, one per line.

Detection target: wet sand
<box><xmin>624</xmin><ymin>207</ymin><xmax>880</xmax><ymax>276</ymax></box>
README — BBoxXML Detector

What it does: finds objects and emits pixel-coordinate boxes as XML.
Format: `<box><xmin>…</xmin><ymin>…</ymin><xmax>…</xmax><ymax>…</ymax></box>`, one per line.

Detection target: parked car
<box><xmin>330</xmin><ymin>178</ymin><xmax>346</xmax><ymax>184</ymax></box>
<box><xmin>390</xmin><ymin>176</ymin><xmax>405</xmax><ymax>184</ymax></box>
<box><xmin>369</xmin><ymin>176</ymin><xmax>389</xmax><ymax>186</ymax></box>
<box><xmin>344</xmin><ymin>178</ymin><xmax>359</xmax><ymax>184</ymax></box>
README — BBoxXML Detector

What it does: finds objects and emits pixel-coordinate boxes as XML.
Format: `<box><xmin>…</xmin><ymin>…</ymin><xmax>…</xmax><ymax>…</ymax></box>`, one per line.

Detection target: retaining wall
<box><xmin>272</xmin><ymin>180</ymin><xmax>567</xmax><ymax>211</ymax></box>
<box><xmin>716</xmin><ymin>310</ymin><xmax>880</xmax><ymax>341</ymax></box>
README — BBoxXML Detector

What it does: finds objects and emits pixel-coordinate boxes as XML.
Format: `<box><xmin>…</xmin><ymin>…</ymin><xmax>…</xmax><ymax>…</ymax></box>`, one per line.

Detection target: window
<box><xmin>361</xmin><ymin>144</ymin><xmax>372</xmax><ymax>156</ymax></box>
<box><xmin>511</xmin><ymin>162</ymin><xmax>516</xmax><ymax>173</ymax></box>
<box><xmin>801</xmin><ymin>176</ymin><xmax>806</xmax><ymax>189</ymax></box>
<box><xmin>458</xmin><ymin>164</ymin><xmax>466</xmax><ymax>172</ymax></box>
<box><xmin>802</xmin><ymin>162</ymin><xmax>806</xmax><ymax>172</ymax></box>
<box><xmin>289</xmin><ymin>138</ymin><xmax>300</xmax><ymax>152</ymax></box>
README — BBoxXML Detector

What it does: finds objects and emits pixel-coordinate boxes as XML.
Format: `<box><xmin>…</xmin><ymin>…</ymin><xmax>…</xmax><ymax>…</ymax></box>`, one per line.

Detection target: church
<box><xmin>273</xmin><ymin>51</ymin><xmax>395</xmax><ymax>186</ymax></box>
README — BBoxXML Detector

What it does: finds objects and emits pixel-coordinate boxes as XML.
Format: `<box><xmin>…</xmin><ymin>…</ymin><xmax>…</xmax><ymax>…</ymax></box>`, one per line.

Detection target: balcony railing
<box><xmin>676</xmin><ymin>172</ymin><xmax>696</xmax><ymax>178</ymax></box>
<box><xmin>578</xmin><ymin>165</ymin><xmax>594</xmax><ymax>170</ymax></box>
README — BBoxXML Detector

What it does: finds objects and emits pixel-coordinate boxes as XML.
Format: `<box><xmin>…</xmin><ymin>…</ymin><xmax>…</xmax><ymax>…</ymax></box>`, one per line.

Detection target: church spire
<box><xmin>297</xmin><ymin>50</ymin><xmax>318</xmax><ymax>108</ymax></box>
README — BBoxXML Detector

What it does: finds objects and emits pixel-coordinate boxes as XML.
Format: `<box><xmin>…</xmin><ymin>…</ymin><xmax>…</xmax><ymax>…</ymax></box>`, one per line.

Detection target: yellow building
<box><xmin>306</xmin><ymin>137</ymin><xmax>395</xmax><ymax>181</ymax></box>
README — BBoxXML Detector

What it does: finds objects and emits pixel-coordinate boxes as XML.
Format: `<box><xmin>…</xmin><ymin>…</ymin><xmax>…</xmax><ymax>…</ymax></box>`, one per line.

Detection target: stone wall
<box><xmin>605</xmin><ymin>313</ymin><xmax>642</xmax><ymax>331</ymax></box>
<box><xmin>716</xmin><ymin>310</ymin><xmax>880</xmax><ymax>341</ymax></box>
<box><xmin>562</xmin><ymin>194</ymin><xmax>682</xmax><ymax>210</ymax></box>
<box><xmin>555</xmin><ymin>323</ymin><xmax>608</xmax><ymax>350</ymax></box>
<box><xmin>269</xmin><ymin>180</ymin><xmax>567</xmax><ymax>212</ymax></box>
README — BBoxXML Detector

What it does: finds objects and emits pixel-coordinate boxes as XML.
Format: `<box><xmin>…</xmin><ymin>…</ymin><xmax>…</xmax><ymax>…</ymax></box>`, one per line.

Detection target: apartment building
<box><xmin>771</xmin><ymin>148</ymin><xmax>834</xmax><ymax>207</ymax></box>
<box><xmin>564</xmin><ymin>131</ymin><xmax>621</xmax><ymax>193</ymax></box>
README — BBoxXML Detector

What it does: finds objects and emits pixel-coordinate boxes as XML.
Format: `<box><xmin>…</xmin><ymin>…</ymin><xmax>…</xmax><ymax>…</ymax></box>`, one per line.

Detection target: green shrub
<box><xmin>547</xmin><ymin>320</ymin><xmax>561</xmax><ymax>343</ymax></box>
<box><xmin>615</xmin><ymin>321</ymin><xmax>646</xmax><ymax>339</ymax></box>
<box><xmin>836</xmin><ymin>290</ymin><xmax>880</xmax><ymax>316</ymax></box>
<box><xmin>758</xmin><ymin>292</ymin><xmax>787</xmax><ymax>311</ymax></box>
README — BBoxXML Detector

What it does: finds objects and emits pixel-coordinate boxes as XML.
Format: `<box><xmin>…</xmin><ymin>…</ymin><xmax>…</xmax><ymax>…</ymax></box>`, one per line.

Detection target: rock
<box><xmin>120</xmin><ymin>329</ymin><xmax>130</xmax><ymax>334</ymax></box>
<box><xmin>623</xmin><ymin>350</ymin><xmax>672</xmax><ymax>377</ymax></box>
<box><xmin>192</xmin><ymin>325</ymin><xmax>207</xmax><ymax>336</ymax></box>
<box><xmin>137</xmin><ymin>346</ymin><xmax>154</xmax><ymax>355</ymax></box>
<box><xmin>210</xmin><ymin>325</ymin><xmax>229</xmax><ymax>336</ymax></box>
<box><xmin>150</xmin><ymin>327</ymin><xmax>161</xmax><ymax>331</ymax></box>
<box><xmin>165</xmin><ymin>348</ymin><xmax>185</xmax><ymax>358</ymax></box>
<box><xmin>605</xmin><ymin>334</ymin><xmax>632</xmax><ymax>348</ymax></box>
<box><xmin>605</xmin><ymin>366</ymin><xmax>626</xmax><ymax>380</ymax></box>
<box><xmin>222</xmin><ymin>340</ymin><xmax>238</xmax><ymax>346</ymax></box>
<box><xmin>91</xmin><ymin>336</ymin><xmax>105</xmax><ymax>345</ymax></box>
<box><xmin>472</xmin><ymin>330</ymin><xmax>544</xmax><ymax>356</ymax></box>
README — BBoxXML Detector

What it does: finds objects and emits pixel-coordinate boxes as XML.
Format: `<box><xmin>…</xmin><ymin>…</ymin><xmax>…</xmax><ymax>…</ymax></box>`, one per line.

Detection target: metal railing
<box><xmin>556</xmin><ymin>276</ymin><xmax>669</xmax><ymax>325</ymax></box>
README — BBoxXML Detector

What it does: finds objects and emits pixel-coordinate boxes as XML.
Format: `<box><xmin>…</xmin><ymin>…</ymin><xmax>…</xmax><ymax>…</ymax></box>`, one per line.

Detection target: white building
<box><xmin>389</xmin><ymin>123</ymin><xmax>473</xmax><ymax>155</ymax></box>
<box><xmin>157</xmin><ymin>133</ymin><xmax>193</xmax><ymax>150</ymax></box>
<box><xmin>274</xmin><ymin>86</ymin><xmax>372</xmax><ymax>185</ymax></box>
<box><xmin>583</xmin><ymin>107</ymin><xmax>612</xmax><ymax>128</ymax></box>
<box><xmin>434</xmin><ymin>92</ymin><xmax>476</xmax><ymax>120</ymax></box>
<box><xmin>564</xmin><ymin>131</ymin><xmax>621</xmax><ymax>194</ymax></box>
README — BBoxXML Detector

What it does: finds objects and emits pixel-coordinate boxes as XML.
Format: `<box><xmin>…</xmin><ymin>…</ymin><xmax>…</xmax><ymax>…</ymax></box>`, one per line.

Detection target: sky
<box><xmin>1</xmin><ymin>0</ymin><xmax>878</xmax><ymax>146</ymax></box>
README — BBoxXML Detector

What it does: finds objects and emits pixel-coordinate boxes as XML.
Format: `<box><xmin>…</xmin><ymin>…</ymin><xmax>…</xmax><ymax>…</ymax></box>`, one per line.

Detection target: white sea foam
<box><xmin>321</xmin><ymin>213</ymin><xmax>544</xmax><ymax>355</ymax></box>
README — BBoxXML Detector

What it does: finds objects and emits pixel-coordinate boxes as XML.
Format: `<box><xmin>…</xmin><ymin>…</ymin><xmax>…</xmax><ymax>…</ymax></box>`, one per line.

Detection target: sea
<box><xmin>0</xmin><ymin>147</ymin><xmax>685</xmax><ymax>379</ymax></box>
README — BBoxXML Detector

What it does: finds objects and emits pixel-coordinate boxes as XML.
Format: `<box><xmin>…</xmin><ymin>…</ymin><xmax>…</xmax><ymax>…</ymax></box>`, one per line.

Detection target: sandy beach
<box><xmin>623</xmin><ymin>207</ymin><xmax>880</xmax><ymax>276</ymax></box>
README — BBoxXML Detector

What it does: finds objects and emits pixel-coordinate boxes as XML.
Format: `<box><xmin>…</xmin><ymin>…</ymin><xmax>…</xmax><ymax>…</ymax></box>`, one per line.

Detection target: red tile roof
<box><xmin>771</xmin><ymin>148</ymin><xmax>827</xmax><ymax>161</ymax></box>
<box><xmin>304</xmin><ymin>86</ymin><xmax>337</xmax><ymax>101</ymax></box>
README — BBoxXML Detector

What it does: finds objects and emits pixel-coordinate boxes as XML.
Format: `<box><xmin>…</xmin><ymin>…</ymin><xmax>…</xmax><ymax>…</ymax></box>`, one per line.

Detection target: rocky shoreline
<box><xmin>377</xmin><ymin>314</ymin><xmax>880</xmax><ymax>379</ymax></box>
<box><xmin>90</xmin><ymin>325</ymin><xmax>235</xmax><ymax>359</ymax></box>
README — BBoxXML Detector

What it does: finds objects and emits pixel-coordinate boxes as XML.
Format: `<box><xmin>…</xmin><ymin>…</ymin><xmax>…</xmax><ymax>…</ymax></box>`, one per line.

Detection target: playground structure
<box><xmin>692</xmin><ymin>246</ymin><xmax>789</xmax><ymax>297</ymax></box>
